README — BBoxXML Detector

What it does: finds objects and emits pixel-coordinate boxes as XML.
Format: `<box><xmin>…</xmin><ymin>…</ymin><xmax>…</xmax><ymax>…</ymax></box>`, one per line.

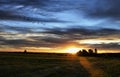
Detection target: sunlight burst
<box><xmin>66</xmin><ymin>47</ymin><xmax>80</xmax><ymax>54</ymax></box>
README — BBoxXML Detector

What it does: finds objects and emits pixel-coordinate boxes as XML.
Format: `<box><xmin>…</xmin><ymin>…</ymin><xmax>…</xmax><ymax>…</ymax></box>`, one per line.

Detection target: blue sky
<box><xmin>0</xmin><ymin>0</ymin><xmax>120</xmax><ymax>53</ymax></box>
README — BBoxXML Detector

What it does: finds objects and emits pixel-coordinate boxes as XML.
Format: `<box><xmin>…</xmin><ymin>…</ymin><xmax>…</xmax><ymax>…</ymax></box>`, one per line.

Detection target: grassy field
<box><xmin>0</xmin><ymin>52</ymin><xmax>89</xmax><ymax>77</ymax></box>
<box><xmin>0</xmin><ymin>52</ymin><xmax>119</xmax><ymax>77</ymax></box>
<box><xmin>87</xmin><ymin>56</ymin><xmax>120</xmax><ymax>77</ymax></box>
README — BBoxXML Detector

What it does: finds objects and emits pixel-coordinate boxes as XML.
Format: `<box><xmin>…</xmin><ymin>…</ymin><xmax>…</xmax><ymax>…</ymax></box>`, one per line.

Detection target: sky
<box><xmin>0</xmin><ymin>0</ymin><xmax>120</xmax><ymax>53</ymax></box>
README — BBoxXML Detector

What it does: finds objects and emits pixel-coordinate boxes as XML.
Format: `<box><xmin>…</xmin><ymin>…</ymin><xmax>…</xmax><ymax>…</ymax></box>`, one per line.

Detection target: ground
<box><xmin>79</xmin><ymin>57</ymin><xmax>104</xmax><ymax>77</ymax></box>
<box><xmin>0</xmin><ymin>52</ymin><xmax>119</xmax><ymax>77</ymax></box>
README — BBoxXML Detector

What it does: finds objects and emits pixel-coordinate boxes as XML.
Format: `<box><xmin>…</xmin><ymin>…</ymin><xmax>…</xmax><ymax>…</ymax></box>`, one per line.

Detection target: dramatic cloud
<box><xmin>1</xmin><ymin>27</ymin><xmax>119</xmax><ymax>49</ymax></box>
<box><xmin>43</xmin><ymin>27</ymin><xmax>120</xmax><ymax>39</ymax></box>
<box><xmin>85</xmin><ymin>0</ymin><xmax>120</xmax><ymax>19</ymax></box>
<box><xmin>0</xmin><ymin>10</ymin><xmax>68</xmax><ymax>23</ymax></box>
<box><xmin>89</xmin><ymin>43</ymin><xmax>120</xmax><ymax>50</ymax></box>
<box><xmin>0</xmin><ymin>0</ymin><xmax>120</xmax><ymax>52</ymax></box>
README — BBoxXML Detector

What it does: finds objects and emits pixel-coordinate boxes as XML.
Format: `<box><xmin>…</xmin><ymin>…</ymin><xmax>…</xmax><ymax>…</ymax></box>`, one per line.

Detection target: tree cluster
<box><xmin>77</xmin><ymin>48</ymin><xmax>97</xmax><ymax>56</ymax></box>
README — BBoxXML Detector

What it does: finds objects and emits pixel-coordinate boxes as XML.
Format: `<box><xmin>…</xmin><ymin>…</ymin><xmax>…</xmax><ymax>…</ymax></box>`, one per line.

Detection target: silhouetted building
<box><xmin>24</xmin><ymin>49</ymin><xmax>27</xmax><ymax>53</ymax></box>
<box><xmin>95</xmin><ymin>48</ymin><xmax>97</xmax><ymax>54</ymax></box>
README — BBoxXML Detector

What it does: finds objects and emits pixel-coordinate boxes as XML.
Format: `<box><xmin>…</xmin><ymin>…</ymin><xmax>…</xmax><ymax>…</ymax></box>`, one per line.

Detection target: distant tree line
<box><xmin>77</xmin><ymin>48</ymin><xmax>98</xmax><ymax>56</ymax></box>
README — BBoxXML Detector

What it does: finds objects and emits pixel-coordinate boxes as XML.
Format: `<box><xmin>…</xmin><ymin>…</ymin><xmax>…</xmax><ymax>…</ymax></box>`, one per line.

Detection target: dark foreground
<box><xmin>87</xmin><ymin>56</ymin><xmax>120</xmax><ymax>77</ymax></box>
<box><xmin>0</xmin><ymin>52</ymin><xmax>89</xmax><ymax>77</ymax></box>
<box><xmin>0</xmin><ymin>52</ymin><xmax>120</xmax><ymax>77</ymax></box>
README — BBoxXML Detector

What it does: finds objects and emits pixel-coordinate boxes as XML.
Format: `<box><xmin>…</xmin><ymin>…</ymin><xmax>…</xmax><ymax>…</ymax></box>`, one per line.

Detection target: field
<box><xmin>0</xmin><ymin>52</ymin><xmax>89</xmax><ymax>77</ymax></box>
<box><xmin>0</xmin><ymin>52</ymin><xmax>120</xmax><ymax>77</ymax></box>
<box><xmin>87</xmin><ymin>56</ymin><xmax>120</xmax><ymax>77</ymax></box>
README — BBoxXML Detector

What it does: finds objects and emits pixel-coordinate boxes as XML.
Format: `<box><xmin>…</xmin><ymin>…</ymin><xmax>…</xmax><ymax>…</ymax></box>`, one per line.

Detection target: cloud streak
<box><xmin>0</xmin><ymin>27</ymin><xmax>120</xmax><ymax>51</ymax></box>
<box><xmin>0</xmin><ymin>0</ymin><xmax>120</xmax><ymax>52</ymax></box>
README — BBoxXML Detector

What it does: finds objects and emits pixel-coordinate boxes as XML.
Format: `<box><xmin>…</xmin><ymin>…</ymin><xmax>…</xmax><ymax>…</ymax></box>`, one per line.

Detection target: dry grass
<box><xmin>79</xmin><ymin>57</ymin><xmax>104</xmax><ymax>77</ymax></box>
<box><xmin>0</xmin><ymin>52</ymin><xmax>89</xmax><ymax>77</ymax></box>
<box><xmin>87</xmin><ymin>57</ymin><xmax>120</xmax><ymax>77</ymax></box>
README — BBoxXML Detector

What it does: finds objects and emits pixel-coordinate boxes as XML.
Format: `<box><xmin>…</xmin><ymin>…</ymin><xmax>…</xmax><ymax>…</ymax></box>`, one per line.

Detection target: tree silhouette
<box><xmin>77</xmin><ymin>50</ymin><xmax>82</xmax><ymax>56</ymax></box>
<box><xmin>82</xmin><ymin>49</ymin><xmax>89</xmax><ymax>55</ymax></box>
<box><xmin>77</xmin><ymin>48</ymin><xmax>98</xmax><ymax>56</ymax></box>
<box><xmin>88</xmin><ymin>49</ymin><xmax>93</xmax><ymax>55</ymax></box>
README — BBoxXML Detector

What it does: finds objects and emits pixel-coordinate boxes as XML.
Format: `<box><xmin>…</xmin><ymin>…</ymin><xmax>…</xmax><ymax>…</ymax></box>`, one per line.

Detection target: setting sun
<box><xmin>65</xmin><ymin>47</ymin><xmax>80</xmax><ymax>54</ymax></box>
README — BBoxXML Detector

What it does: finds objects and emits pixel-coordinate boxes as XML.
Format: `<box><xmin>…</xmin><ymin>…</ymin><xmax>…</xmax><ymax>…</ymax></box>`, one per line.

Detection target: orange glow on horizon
<box><xmin>64</xmin><ymin>46</ymin><xmax>81</xmax><ymax>54</ymax></box>
<box><xmin>0</xmin><ymin>48</ymin><xmax>119</xmax><ymax>53</ymax></box>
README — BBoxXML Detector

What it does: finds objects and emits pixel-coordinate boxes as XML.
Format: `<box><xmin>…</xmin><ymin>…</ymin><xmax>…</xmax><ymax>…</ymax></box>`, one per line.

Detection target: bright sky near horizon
<box><xmin>0</xmin><ymin>0</ymin><xmax>120</xmax><ymax>53</ymax></box>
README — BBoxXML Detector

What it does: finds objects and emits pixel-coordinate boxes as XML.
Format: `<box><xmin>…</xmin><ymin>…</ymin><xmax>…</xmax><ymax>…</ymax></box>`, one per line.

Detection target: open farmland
<box><xmin>0</xmin><ymin>52</ymin><xmax>89</xmax><ymax>77</ymax></box>
<box><xmin>87</xmin><ymin>56</ymin><xmax>120</xmax><ymax>77</ymax></box>
<box><xmin>0</xmin><ymin>52</ymin><xmax>120</xmax><ymax>77</ymax></box>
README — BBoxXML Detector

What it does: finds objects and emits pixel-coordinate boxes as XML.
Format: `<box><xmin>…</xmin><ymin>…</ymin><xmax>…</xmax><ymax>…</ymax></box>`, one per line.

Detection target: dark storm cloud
<box><xmin>0</xmin><ymin>38</ymin><xmax>57</xmax><ymax>48</ymax></box>
<box><xmin>0</xmin><ymin>36</ymin><xmax>5</xmax><ymax>41</ymax></box>
<box><xmin>0</xmin><ymin>0</ymin><xmax>69</xmax><ymax>22</ymax></box>
<box><xmin>1</xmin><ymin>0</ymin><xmax>120</xmax><ymax>20</ymax></box>
<box><xmin>41</xmin><ymin>37</ymin><xmax>69</xmax><ymax>44</ymax></box>
<box><xmin>0</xmin><ymin>10</ymin><xmax>41</xmax><ymax>22</ymax></box>
<box><xmin>0</xmin><ymin>27</ymin><xmax>120</xmax><ymax>49</ymax></box>
<box><xmin>0</xmin><ymin>0</ymin><xmax>75</xmax><ymax>12</ymax></box>
<box><xmin>1</xmin><ymin>0</ymin><xmax>120</xmax><ymax>23</ymax></box>
<box><xmin>0</xmin><ymin>24</ymin><xmax>33</xmax><ymax>33</ymax></box>
<box><xmin>84</xmin><ymin>0</ymin><xmax>120</xmax><ymax>19</ymax></box>
<box><xmin>0</xmin><ymin>0</ymin><xmax>50</xmax><ymax>7</ymax></box>
<box><xmin>0</xmin><ymin>0</ymin><xmax>120</xmax><ymax>52</ymax></box>
<box><xmin>0</xmin><ymin>10</ymin><xmax>68</xmax><ymax>23</ymax></box>
<box><xmin>44</xmin><ymin>27</ymin><xmax>120</xmax><ymax>39</ymax></box>
<box><xmin>90</xmin><ymin>43</ymin><xmax>120</xmax><ymax>50</ymax></box>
